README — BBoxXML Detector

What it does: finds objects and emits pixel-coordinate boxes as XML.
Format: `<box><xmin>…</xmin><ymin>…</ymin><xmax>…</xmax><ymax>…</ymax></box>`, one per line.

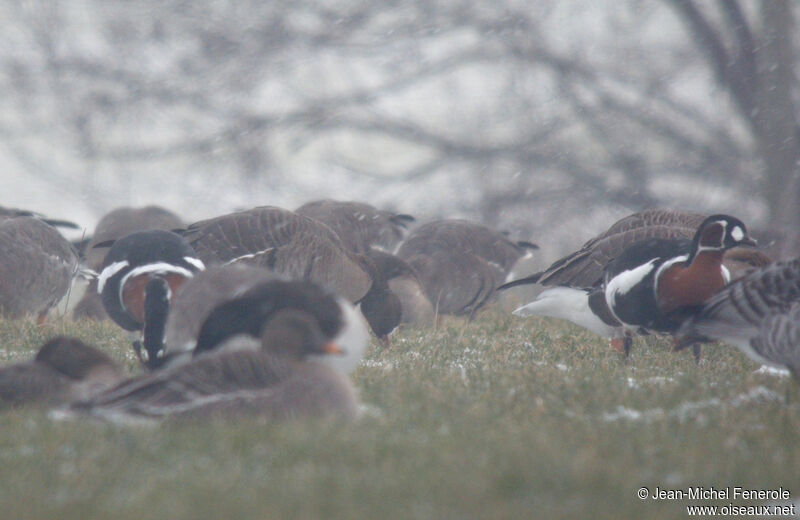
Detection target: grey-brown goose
<box><xmin>366</xmin><ymin>249</ymin><xmax>434</xmax><ymax>326</ymax></box>
<box><xmin>396</xmin><ymin>219</ymin><xmax>537</xmax><ymax>316</ymax></box>
<box><xmin>0</xmin><ymin>336</ymin><xmax>122</xmax><ymax>409</ymax></box>
<box><xmin>677</xmin><ymin>258</ymin><xmax>800</xmax><ymax>378</ymax></box>
<box><xmin>0</xmin><ymin>206</ymin><xmax>79</xmax><ymax>230</ymax></box>
<box><xmin>0</xmin><ymin>216</ymin><xmax>81</xmax><ymax>320</ymax></box>
<box><xmin>499</xmin><ymin>209</ymin><xmax>768</xmax><ymax>355</ymax></box>
<box><xmin>295</xmin><ymin>199</ymin><xmax>414</xmax><ymax>254</ymax></box>
<box><xmin>68</xmin><ymin>309</ymin><xmax>359</xmax><ymax>423</ymax></box>
<box><xmin>183</xmin><ymin>206</ymin><xmax>400</xmax><ymax>342</ymax></box>
<box><xmin>74</xmin><ymin>205</ymin><xmax>185</xmax><ymax>321</ymax></box>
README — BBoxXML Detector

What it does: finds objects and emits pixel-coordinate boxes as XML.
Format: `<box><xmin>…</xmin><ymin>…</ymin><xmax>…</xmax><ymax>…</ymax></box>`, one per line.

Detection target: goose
<box><xmin>0</xmin><ymin>206</ymin><xmax>79</xmax><ymax>230</ymax></box>
<box><xmin>603</xmin><ymin>215</ymin><xmax>757</xmax><ymax>335</ymax></box>
<box><xmin>397</xmin><ymin>219</ymin><xmax>537</xmax><ymax>317</ymax></box>
<box><xmin>182</xmin><ymin>206</ymin><xmax>399</xmax><ymax>342</ymax></box>
<box><xmin>189</xmin><ymin>279</ymin><xmax>369</xmax><ymax>375</ymax></box>
<box><xmin>97</xmin><ymin>230</ymin><xmax>205</xmax><ymax>367</ymax></box>
<box><xmin>0</xmin><ymin>336</ymin><xmax>122</xmax><ymax>409</ymax></box>
<box><xmin>499</xmin><ymin>209</ymin><xmax>767</xmax><ymax>355</ymax></box>
<box><xmin>164</xmin><ymin>264</ymin><xmax>279</xmax><ymax>355</ymax></box>
<box><xmin>677</xmin><ymin>258</ymin><xmax>800</xmax><ymax>378</ymax></box>
<box><xmin>66</xmin><ymin>309</ymin><xmax>359</xmax><ymax>423</ymax></box>
<box><xmin>0</xmin><ymin>216</ymin><xmax>81</xmax><ymax>321</ymax></box>
<box><xmin>366</xmin><ymin>249</ymin><xmax>434</xmax><ymax>327</ymax></box>
<box><xmin>73</xmin><ymin>205</ymin><xmax>185</xmax><ymax>321</ymax></box>
<box><xmin>295</xmin><ymin>199</ymin><xmax>414</xmax><ymax>254</ymax></box>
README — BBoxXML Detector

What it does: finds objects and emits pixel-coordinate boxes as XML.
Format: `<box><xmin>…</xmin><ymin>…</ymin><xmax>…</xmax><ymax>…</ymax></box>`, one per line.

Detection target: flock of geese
<box><xmin>0</xmin><ymin>201</ymin><xmax>798</xmax><ymax>424</ymax></box>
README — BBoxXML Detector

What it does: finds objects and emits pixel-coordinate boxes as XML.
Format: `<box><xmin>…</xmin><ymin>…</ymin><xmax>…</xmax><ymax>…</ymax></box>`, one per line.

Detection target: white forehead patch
<box><xmin>730</xmin><ymin>226</ymin><xmax>744</xmax><ymax>242</ymax></box>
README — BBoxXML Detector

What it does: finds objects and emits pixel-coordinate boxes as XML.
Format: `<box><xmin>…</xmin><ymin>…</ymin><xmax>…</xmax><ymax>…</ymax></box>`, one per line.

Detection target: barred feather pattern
<box><xmin>184</xmin><ymin>207</ymin><xmax>371</xmax><ymax>303</ymax></box>
<box><xmin>0</xmin><ymin>217</ymin><xmax>79</xmax><ymax>318</ymax></box>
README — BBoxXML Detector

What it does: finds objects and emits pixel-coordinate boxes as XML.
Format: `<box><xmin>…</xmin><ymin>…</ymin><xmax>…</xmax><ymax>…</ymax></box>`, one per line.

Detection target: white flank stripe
<box><xmin>607</xmin><ymin>258</ymin><xmax>658</xmax><ymax>300</ymax></box>
<box><xmin>183</xmin><ymin>257</ymin><xmax>206</xmax><ymax>271</ymax></box>
<box><xmin>221</xmin><ymin>248</ymin><xmax>275</xmax><ymax>266</ymax></box>
<box><xmin>97</xmin><ymin>261</ymin><xmax>129</xmax><ymax>293</ymax></box>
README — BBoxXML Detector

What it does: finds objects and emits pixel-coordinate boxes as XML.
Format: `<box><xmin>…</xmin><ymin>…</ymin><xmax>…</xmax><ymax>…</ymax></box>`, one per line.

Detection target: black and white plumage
<box><xmin>677</xmin><ymin>258</ymin><xmax>800</xmax><ymax>377</ymax></box>
<box><xmin>397</xmin><ymin>219</ymin><xmax>537</xmax><ymax>317</ymax></box>
<box><xmin>0</xmin><ymin>216</ymin><xmax>81</xmax><ymax>320</ymax></box>
<box><xmin>604</xmin><ymin>215</ymin><xmax>756</xmax><ymax>335</ymax></box>
<box><xmin>164</xmin><ymin>264</ymin><xmax>280</xmax><ymax>355</ymax></box>
<box><xmin>295</xmin><ymin>199</ymin><xmax>414</xmax><ymax>254</ymax></box>
<box><xmin>182</xmin><ymin>206</ymin><xmax>400</xmax><ymax>342</ymax></box>
<box><xmin>97</xmin><ymin>230</ymin><xmax>205</xmax><ymax>366</ymax></box>
<box><xmin>500</xmin><ymin>210</ymin><xmax>764</xmax><ymax>354</ymax></box>
<box><xmin>74</xmin><ymin>205</ymin><xmax>185</xmax><ymax>321</ymax></box>
<box><xmin>0</xmin><ymin>336</ymin><xmax>122</xmax><ymax>409</ymax></box>
<box><xmin>67</xmin><ymin>309</ymin><xmax>359</xmax><ymax>423</ymax></box>
<box><xmin>191</xmin><ymin>279</ymin><xmax>368</xmax><ymax>375</ymax></box>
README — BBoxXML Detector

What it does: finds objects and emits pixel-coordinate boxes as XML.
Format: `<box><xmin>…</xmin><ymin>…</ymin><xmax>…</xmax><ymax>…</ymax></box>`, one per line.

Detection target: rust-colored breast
<box><xmin>121</xmin><ymin>273</ymin><xmax>190</xmax><ymax>323</ymax></box>
<box><xmin>657</xmin><ymin>251</ymin><xmax>726</xmax><ymax>313</ymax></box>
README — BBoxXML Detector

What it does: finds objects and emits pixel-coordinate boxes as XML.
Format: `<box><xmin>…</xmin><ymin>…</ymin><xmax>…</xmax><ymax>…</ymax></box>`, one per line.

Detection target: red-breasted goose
<box><xmin>604</xmin><ymin>215</ymin><xmax>756</xmax><ymax>335</ymax></box>
<box><xmin>73</xmin><ymin>205</ymin><xmax>185</xmax><ymax>321</ymax></box>
<box><xmin>500</xmin><ymin>209</ymin><xmax>768</xmax><ymax>355</ymax></box>
<box><xmin>677</xmin><ymin>258</ymin><xmax>800</xmax><ymax>379</ymax></box>
<box><xmin>97</xmin><ymin>230</ymin><xmax>204</xmax><ymax>367</ymax></box>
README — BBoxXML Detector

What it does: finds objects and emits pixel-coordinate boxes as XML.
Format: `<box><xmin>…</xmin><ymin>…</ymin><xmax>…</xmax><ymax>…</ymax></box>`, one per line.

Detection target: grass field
<box><xmin>0</xmin><ymin>310</ymin><xmax>797</xmax><ymax>519</ymax></box>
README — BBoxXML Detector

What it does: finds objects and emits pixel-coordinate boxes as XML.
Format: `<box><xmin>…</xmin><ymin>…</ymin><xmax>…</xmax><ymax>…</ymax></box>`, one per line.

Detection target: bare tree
<box><xmin>0</xmin><ymin>0</ymin><xmax>794</xmax><ymax>255</ymax></box>
<box><xmin>666</xmin><ymin>0</ymin><xmax>800</xmax><ymax>253</ymax></box>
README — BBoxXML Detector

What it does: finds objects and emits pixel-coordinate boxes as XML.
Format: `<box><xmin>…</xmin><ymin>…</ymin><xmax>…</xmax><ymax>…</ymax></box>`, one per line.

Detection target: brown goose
<box><xmin>0</xmin><ymin>216</ymin><xmax>80</xmax><ymax>320</ymax></box>
<box><xmin>73</xmin><ymin>205</ymin><xmax>185</xmax><ymax>321</ymax></box>
<box><xmin>366</xmin><ymin>249</ymin><xmax>434</xmax><ymax>327</ymax></box>
<box><xmin>396</xmin><ymin>219</ymin><xmax>537</xmax><ymax>317</ymax></box>
<box><xmin>0</xmin><ymin>206</ymin><xmax>79</xmax><ymax>230</ymax></box>
<box><xmin>295</xmin><ymin>199</ymin><xmax>414</xmax><ymax>254</ymax></box>
<box><xmin>183</xmin><ymin>206</ymin><xmax>400</xmax><ymax>342</ymax></box>
<box><xmin>68</xmin><ymin>309</ymin><xmax>359</xmax><ymax>423</ymax></box>
<box><xmin>0</xmin><ymin>336</ymin><xmax>122</xmax><ymax>409</ymax></box>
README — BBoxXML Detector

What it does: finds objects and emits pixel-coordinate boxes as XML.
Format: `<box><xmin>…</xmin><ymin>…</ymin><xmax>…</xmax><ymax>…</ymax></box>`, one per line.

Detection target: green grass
<box><xmin>0</xmin><ymin>311</ymin><xmax>797</xmax><ymax>519</ymax></box>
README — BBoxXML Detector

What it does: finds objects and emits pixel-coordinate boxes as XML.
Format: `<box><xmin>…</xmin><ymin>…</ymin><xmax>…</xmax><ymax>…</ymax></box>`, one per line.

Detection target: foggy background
<box><xmin>1</xmin><ymin>0</ymin><xmax>798</xmax><ymax>262</ymax></box>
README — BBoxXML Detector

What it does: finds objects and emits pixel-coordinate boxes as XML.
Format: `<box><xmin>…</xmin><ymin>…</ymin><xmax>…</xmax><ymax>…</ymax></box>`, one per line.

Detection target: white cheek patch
<box><xmin>731</xmin><ymin>226</ymin><xmax>744</xmax><ymax>242</ymax></box>
<box><xmin>97</xmin><ymin>261</ymin><xmax>130</xmax><ymax>293</ymax></box>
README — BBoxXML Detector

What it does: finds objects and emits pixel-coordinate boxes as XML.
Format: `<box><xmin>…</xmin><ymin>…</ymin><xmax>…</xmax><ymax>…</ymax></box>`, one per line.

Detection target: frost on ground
<box><xmin>600</xmin><ymin>386</ymin><xmax>784</xmax><ymax>424</ymax></box>
<box><xmin>754</xmin><ymin>365</ymin><xmax>791</xmax><ymax>378</ymax></box>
